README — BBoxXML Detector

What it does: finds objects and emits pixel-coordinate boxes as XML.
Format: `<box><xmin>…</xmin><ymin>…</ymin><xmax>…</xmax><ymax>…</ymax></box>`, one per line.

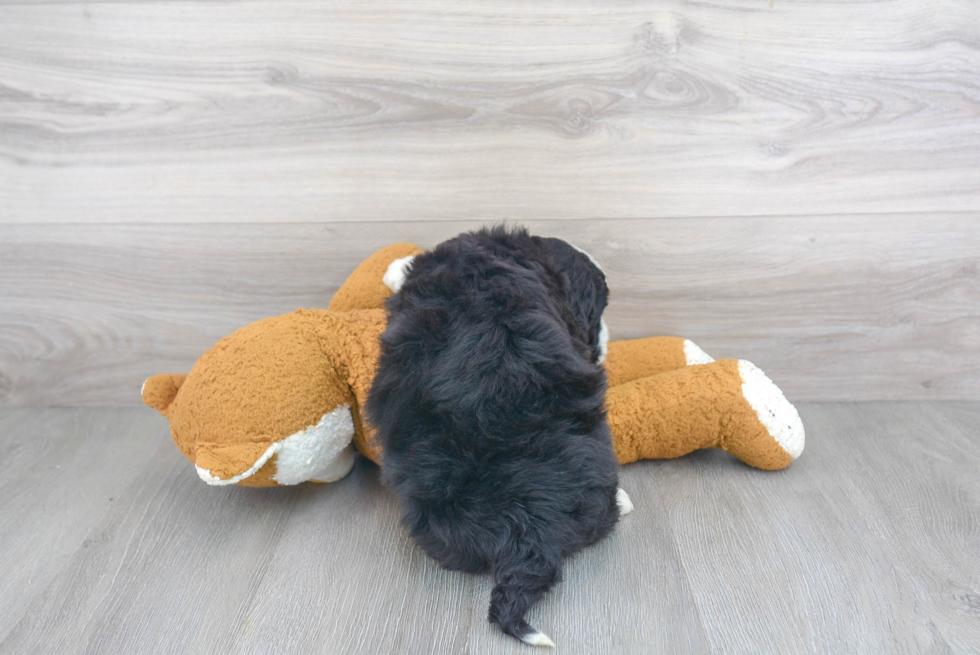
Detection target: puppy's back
<box><xmin>368</xmin><ymin>227</ymin><xmax>619</xmax><ymax>646</ymax></box>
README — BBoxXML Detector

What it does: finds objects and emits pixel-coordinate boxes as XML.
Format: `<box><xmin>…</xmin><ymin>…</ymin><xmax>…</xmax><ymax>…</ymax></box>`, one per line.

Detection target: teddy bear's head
<box><xmin>143</xmin><ymin>311</ymin><xmax>358</xmax><ymax>487</ymax></box>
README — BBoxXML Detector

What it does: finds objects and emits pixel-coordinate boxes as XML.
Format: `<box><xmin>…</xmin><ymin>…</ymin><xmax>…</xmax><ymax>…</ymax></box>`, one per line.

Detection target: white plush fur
<box><xmin>738</xmin><ymin>360</ymin><xmax>805</xmax><ymax>458</ymax></box>
<box><xmin>383</xmin><ymin>255</ymin><xmax>416</xmax><ymax>293</ymax></box>
<box><xmin>306</xmin><ymin>446</ymin><xmax>357</xmax><ymax>483</ymax></box>
<box><xmin>196</xmin><ymin>405</ymin><xmax>357</xmax><ymax>486</ymax></box>
<box><xmin>273</xmin><ymin>407</ymin><xmax>357</xmax><ymax>484</ymax></box>
<box><xmin>683</xmin><ymin>339</ymin><xmax>714</xmax><ymax>365</ymax></box>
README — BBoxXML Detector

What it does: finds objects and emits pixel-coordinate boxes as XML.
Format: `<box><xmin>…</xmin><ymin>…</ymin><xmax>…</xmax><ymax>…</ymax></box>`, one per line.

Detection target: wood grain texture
<box><xmin>224</xmin><ymin>449</ymin><xmax>475</xmax><ymax>655</ymax></box>
<box><xmin>462</xmin><ymin>464</ymin><xmax>711</xmax><ymax>655</ymax></box>
<box><xmin>0</xmin><ymin>409</ymin><xmax>168</xmax><ymax>645</ymax></box>
<box><xmin>1</xmin><ymin>0</ymin><xmax>979</xmax><ymax>223</ymax></box>
<box><xmin>652</xmin><ymin>402</ymin><xmax>980</xmax><ymax>653</ymax></box>
<box><xmin>2</xmin><ymin>214</ymin><xmax>977</xmax><ymax>406</ymax></box>
<box><xmin>2</xmin><ymin>403</ymin><xmax>978</xmax><ymax>653</ymax></box>
<box><xmin>0</xmin><ymin>427</ymin><xmax>304</xmax><ymax>653</ymax></box>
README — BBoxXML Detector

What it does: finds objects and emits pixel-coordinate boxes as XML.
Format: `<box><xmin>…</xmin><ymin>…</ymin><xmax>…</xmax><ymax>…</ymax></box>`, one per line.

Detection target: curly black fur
<box><xmin>367</xmin><ymin>226</ymin><xmax>621</xmax><ymax>646</ymax></box>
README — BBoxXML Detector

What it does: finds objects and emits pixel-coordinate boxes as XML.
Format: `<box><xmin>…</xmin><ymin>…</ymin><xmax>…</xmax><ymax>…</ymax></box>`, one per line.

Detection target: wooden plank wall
<box><xmin>1</xmin><ymin>1</ymin><xmax>978</xmax><ymax>405</ymax></box>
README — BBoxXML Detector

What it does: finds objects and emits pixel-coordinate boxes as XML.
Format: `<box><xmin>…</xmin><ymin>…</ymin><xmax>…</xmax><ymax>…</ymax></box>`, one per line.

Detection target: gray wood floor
<box><xmin>2</xmin><ymin>402</ymin><xmax>978</xmax><ymax>654</ymax></box>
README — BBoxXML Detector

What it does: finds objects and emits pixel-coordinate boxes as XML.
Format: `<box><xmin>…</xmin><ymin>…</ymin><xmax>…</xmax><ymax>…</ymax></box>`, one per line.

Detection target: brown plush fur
<box><xmin>143</xmin><ymin>243</ymin><xmax>802</xmax><ymax>486</ymax></box>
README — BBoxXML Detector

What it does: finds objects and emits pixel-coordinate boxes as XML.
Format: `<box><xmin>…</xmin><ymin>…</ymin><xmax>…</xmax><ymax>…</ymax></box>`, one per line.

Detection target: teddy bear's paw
<box><xmin>272</xmin><ymin>405</ymin><xmax>358</xmax><ymax>485</ymax></box>
<box><xmin>194</xmin><ymin>405</ymin><xmax>358</xmax><ymax>486</ymax></box>
<box><xmin>616</xmin><ymin>487</ymin><xmax>634</xmax><ymax>516</ymax></box>
<box><xmin>683</xmin><ymin>339</ymin><xmax>715</xmax><ymax>365</ymax></box>
<box><xmin>383</xmin><ymin>255</ymin><xmax>416</xmax><ymax>293</ymax></box>
<box><xmin>738</xmin><ymin>360</ymin><xmax>805</xmax><ymax>459</ymax></box>
<box><xmin>307</xmin><ymin>445</ymin><xmax>356</xmax><ymax>483</ymax></box>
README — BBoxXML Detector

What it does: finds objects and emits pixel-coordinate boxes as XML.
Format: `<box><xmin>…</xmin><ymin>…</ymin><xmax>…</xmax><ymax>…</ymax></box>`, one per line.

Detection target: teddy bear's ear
<box><xmin>142</xmin><ymin>374</ymin><xmax>187</xmax><ymax>416</ymax></box>
<box><xmin>327</xmin><ymin>243</ymin><xmax>424</xmax><ymax>312</ymax></box>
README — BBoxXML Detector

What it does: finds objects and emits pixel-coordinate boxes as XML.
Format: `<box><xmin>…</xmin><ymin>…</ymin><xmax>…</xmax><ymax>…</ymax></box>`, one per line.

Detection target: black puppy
<box><xmin>367</xmin><ymin>227</ymin><xmax>631</xmax><ymax>647</ymax></box>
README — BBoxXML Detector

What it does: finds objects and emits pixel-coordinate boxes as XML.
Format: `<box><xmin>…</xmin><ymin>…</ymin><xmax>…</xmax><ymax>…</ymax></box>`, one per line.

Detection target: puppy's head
<box><xmin>540</xmin><ymin>238</ymin><xmax>610</xmax><ymax>364</ymax></box>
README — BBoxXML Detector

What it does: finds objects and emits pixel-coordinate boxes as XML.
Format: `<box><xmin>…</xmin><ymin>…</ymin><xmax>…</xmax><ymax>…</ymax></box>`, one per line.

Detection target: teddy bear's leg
<box><xmin>606</xmin><ymin>359</ymin><xmax>804</xmax><ymax>470</ymax></box>
<box><xmin>327</xmin><ymin>243</ymin><xmax>424</xmax><ymax>312</ymax></box>
<box><xmin>604</xmin><ymin>336</ymin><xmax>714</xmax><ymax>387</ymax></box>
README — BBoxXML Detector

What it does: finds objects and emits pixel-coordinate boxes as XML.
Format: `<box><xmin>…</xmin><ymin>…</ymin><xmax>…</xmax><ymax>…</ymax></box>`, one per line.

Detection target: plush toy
<box><xmin>143</xmin><ymin>244</ymin><xmax>804</xmax><ymax>487</ymax></box>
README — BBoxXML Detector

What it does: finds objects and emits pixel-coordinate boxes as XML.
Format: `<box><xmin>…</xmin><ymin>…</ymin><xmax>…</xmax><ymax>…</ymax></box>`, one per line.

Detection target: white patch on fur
<box><xmin>597</xmin><ymin>319</ymin><xmax>610</xmax><ymax>364</ymax></box>
<box><xmin>737</xmin><ymin>361</ymin><xmax>805</xmax><ymax>459</ymax></box>
<box><xmin>616</xmin><ymin>488</ymin><xmax>634</xmax><ymax>516</ymax></box>
<box><xmin>567</xmin><ymin>242</ymin><xmax>603</xmax><ymax>272</ymax></box>
<box><xmin>195</xmin><ymin>405</ymin><xmax>357</xmax><ymax>486</ymax></box>
<box><xmin>565</xmin><ymin>243</ymin><xmax>609</xmax><ymax>364</ymax></box>
<box><xmin>521</xmin><ymin>631</ymin><xmax>556</xmax><ymax>648</ymax></box>
<box><xmin>683</xmin><ymin>339</ymin><xmax>714</xmax><ymax>365</ymax></box>
<box><xmin>383</xmin><ymin>255</ymin><xmax>416</xmax><ymax>293</ymax></box>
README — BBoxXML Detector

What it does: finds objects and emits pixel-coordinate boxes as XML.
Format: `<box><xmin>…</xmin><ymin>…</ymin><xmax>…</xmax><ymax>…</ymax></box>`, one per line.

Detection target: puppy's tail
<box><xmin>488</xmin><ymin>534</ymin><xmax>562</xmax><ymax>648</ymax></box>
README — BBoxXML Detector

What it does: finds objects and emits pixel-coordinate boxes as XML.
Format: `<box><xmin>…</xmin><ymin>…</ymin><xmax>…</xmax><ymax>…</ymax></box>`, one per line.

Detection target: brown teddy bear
<box><xmin>143</xmin><ymin>244</ymin><xmax>804</xmax><ymax>487</ymax></box>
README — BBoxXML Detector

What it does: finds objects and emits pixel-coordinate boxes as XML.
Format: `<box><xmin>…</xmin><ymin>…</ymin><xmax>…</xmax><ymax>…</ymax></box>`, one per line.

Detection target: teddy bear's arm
<box><xmin>606</xmin><ymin>359</ymin><xmax>804</xmax><ymax>470</ymax></box>
<box><xmin>327</xmin><ymin>243</ymin><xmax>424</xmax><ymax>313</ymax></box>
<box><xmin>604</xmin><ymin>336</ymin><xmax>715</xmax><ymax>387</ymax></box>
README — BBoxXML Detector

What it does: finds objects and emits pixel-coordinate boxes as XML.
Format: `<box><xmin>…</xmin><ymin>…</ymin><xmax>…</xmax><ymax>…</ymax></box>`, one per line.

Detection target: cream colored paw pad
<box><xmin>738</xmin><ymin>360</ymin><xmax>805</xmax><ymax>458</ymax></box>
